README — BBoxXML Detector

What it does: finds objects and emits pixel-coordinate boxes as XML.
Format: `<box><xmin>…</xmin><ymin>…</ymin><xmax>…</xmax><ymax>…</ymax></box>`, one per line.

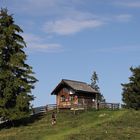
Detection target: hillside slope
<box><xmin>0</xmin><ymin>110</ymin><xmax>140</xmax><ymax>140</ymax></box>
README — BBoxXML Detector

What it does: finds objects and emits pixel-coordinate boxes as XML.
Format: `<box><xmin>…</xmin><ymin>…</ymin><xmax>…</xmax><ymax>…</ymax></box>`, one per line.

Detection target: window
<box><xmin>69</xmin><ymin>96</ymin><xmax>74</xmax><ymax>101</ymax></box>
<box><xmin>60</xmin><ymin>95</ymin><xmax>65</xmax><ymax>102</ymax></box>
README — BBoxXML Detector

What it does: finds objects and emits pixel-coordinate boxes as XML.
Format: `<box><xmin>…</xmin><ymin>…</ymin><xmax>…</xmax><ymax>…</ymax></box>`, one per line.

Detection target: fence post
<box><xmin>95</xmin><ymin>93</ymin><xmax>98</xmax><ymax>110</ymax></box>
<box><xmin>57</xmin><ymin>105</ymin><xmax>59</xmax><ymax>113</ymax></box>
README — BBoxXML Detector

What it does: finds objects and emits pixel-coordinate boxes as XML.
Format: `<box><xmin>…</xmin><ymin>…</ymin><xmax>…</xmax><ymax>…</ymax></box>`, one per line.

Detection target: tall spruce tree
<box><xmin>122</xmin><ymin>66</ymin><xmax>140</xmax><ymax>110</ymax></box>
<box><xmin>0</xmin><ymin>9</ymin><xmax>37</xmax><ymax>121</ymax></box>
<box><xmin>91</xmin><ymin>71</ymin><xmax>105</xmax><ymax>102</ymax></box>
<box><xmin>91</xmin><ymin>71</ymin><xmax>99</xmax><ymax>91</ymax></box>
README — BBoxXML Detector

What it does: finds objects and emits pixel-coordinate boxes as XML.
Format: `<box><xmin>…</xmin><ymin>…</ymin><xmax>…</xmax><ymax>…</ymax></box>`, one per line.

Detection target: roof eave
<box><xmin>76</xmin><ymin>90</ymin><xmax>99</xmax><ymax>94</ymax></box>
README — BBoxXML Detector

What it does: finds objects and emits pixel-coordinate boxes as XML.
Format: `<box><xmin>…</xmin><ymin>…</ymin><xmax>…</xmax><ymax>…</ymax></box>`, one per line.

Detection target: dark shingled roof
<box><xmin>63</xmin><ymin>79</ymin><xmax>98</xmax><ymax>93</ymax></box>
<box><xmin>51</xmin><ymin>79</ymin><xmax>99</xmax><ymax>95</ymax></box>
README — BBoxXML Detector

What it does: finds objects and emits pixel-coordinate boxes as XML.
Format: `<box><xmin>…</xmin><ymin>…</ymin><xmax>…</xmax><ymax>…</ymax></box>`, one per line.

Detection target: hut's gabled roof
<box><xmin>51</xmin><ymin>79</ymin><xmax>99</xmax><ymax>95</ymax></box>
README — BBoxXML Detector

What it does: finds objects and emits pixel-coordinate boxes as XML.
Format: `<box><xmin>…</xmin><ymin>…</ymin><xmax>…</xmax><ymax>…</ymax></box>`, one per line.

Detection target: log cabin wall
<box><xmin>57</xmin><ymin>88</ymin><xmax>71</xmax><ymax>108</ymax></box>
<box><xmin>57</xmin><ymin>88</ymin><xmax>96</xmax><ymax>108</ymax></box>
<box><xmin>78</xmin><ymin>96</ymin><xmax>95</xmax><ymax>108</ymax></box>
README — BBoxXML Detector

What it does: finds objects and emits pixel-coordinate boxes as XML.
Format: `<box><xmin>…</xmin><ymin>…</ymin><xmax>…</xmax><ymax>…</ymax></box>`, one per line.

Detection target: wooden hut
<box><xmin>51</xmin><ymin>79</ymin><xmax>99</xmax><ymax>109</ymax></box>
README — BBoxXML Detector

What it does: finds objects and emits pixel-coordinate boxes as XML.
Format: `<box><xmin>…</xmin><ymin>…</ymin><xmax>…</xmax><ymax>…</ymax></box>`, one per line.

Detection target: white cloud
<box><xmin>115</xmin><ymin>14</ymin><xmax>132</xmax><ymax>22</ymax></box>
<box><xmin>43</xmin><ymin>11</ymin><xmax>104</xmax><ymax>35</ymax></box>
<box><xmin>23</xmin><ymin>33</ymin><xmax>42</xmax><ymax>43</ymax></box>
<box><xmin>10</xmin><ymin>0</ymin><xmax>83</xmax><ymax>16</ymax></box>
<box><xmin>9</xmin><ymin>0</ymin><xmax>134</xmax><ymax>39</ymax></box>
<box><xmin>23</xmin><ymin>33</ymin><xmax>63</xmax><ymax>53</ymax></box>
<box><xmin>43</xmin><ymin>11</ymin><xmax>133</xmax><ymax>35</ymax></box>
<box><xmin>10</xmin><ymin>0</ymin><xmax>105</xmax><ymax>36</ymax></box>
<box><xmin>116</xmin><ymin>1</ymin><xmax>140</xmax><ymax>8</ymax></box>
<box><xmin>96</xmin><ymin>46</ymin><xmax>140</xmax><ymax>53</ymax></box>
<box><xmin>28</xmin><ymin>43</ymin><xmax>63</xmax><ymax>53</ymax></box>
<box><xmin>8</xmin><ymin>0</ymin><xmax>133</xmax><ymax>37</ymax></box>
<box><xmin>43</xmin><ymin>18</ymin><xmax>104</xmax><ymax>35</ymax></box>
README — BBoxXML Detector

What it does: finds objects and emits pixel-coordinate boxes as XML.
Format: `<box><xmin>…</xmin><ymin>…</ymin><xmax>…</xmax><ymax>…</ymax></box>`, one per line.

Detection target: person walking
<box><xmin>51</xmin><ymin>112</ymin><xmax>56</xmax><ymax>125</ymax></box>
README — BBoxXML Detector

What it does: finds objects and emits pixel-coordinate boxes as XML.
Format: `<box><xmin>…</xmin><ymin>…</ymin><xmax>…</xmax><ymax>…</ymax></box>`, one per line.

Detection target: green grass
<box><xmin>0</xmin><ymin>109</ymin><xmax>140</xmax><ymax>140</ymax></box>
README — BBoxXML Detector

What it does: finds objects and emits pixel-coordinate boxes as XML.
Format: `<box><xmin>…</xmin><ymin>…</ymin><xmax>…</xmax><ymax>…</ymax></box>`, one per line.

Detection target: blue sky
<box><xmin>1</xmin><ymin>0</ymin><xmax>140</xmax><ymax>107</ymax></box>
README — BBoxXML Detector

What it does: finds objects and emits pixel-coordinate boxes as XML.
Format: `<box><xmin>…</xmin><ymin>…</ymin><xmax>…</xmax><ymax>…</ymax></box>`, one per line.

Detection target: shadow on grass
<box><xmin>0</xmin><ymin>113</ymin><xmax>45</xmax><ymax>130</ymax></box>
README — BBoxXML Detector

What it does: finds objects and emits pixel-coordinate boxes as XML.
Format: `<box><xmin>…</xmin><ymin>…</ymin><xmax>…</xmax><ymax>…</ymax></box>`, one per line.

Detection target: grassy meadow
<box><xmin>0</xmin><ymin>109</ymin><xmax>140</xmax><ymax>140</ymax></box>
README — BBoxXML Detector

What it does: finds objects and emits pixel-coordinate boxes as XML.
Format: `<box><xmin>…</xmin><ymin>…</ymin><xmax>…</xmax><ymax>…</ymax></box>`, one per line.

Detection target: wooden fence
<box><xmin>46</xmin><ymin>104</ymin><xmax>57</xmax><ymax>111</ymax></box>
<box><xmin>99</xmin><ymin>102</ymin><xmax>120</xmax><ymax>110</ymax></box>
<box><xmin>69</xmin><ymin>102</ymin><xmax>120</xmax><ymax>110</ymax></box>
<box><xmin>33</xmin><ymin>102</ymin><xmax>120</xmax><ymax>115</ymax></box>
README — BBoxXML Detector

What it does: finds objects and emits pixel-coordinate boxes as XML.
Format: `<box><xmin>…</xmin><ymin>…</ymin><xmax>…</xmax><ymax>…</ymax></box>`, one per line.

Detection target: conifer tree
<box><xmin>0</xmin><ymin>8</ymin><xmax>37</xmax><ymax>121</ymax></box>
<box><xmin>91</xmin><ymin>71</ymin><xmax>99</xmax><ymax>91</ymax></box>
<box><xmin>91</xmin><ymin>71</ymin><xmax>105</xmax><ymax>102</ymax></box>
<box><xmin>122</xmin><ymin>66</ymin><xmax>140</xmax><ymax>110</ymax></box>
